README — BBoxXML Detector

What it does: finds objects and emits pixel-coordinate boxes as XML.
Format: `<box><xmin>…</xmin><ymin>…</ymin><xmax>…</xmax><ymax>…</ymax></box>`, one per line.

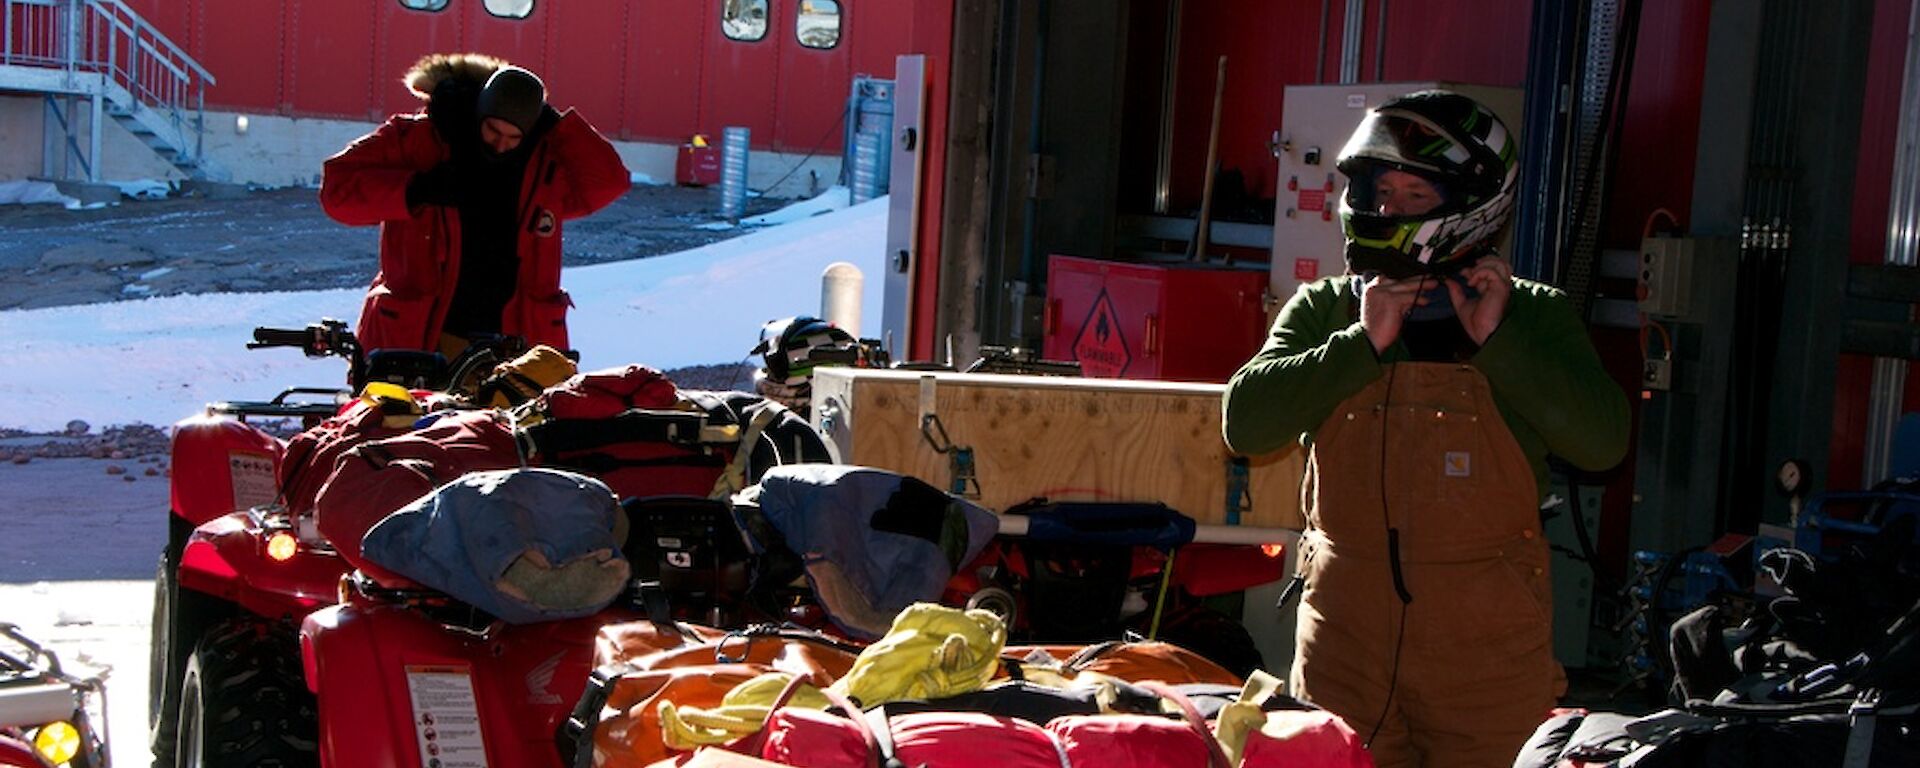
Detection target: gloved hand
<box><xmin>405</xmin><ymin>161</ymin><xmax>472</xmax><ymax>208</ymax></box>
<box><xmin>427</xmin><ymin>77</ymin><xmax>482</xmax><ymax>150</ymax></box>
<box><xmin>475</xmin><ymin>345</ymin><xmax>578</xmax><ymax>408</ymax></box>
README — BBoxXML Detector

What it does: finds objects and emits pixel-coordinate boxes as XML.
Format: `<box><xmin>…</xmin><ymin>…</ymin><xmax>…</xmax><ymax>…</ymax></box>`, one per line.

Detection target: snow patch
<box><xmin>112</xmin><ymin>180</ymin><xmax>173</xmax><ymax>201</ymax></box>
<box><xmin>0</xmin><ymin>195</ymin><xmax>890</xmax><ymax>431</ymax></box>
<box><xmin>0</xmin><ymin>180</ymin><xmax>80</xmax><ymax>208</ymax></box>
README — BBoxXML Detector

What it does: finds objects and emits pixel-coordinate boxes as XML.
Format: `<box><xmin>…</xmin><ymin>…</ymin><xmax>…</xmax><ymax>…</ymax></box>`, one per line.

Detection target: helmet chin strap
<box><xmin>1405</xmin><ymin>273</ymin><xmax>1478</xmax><ymax>321</ymax></box>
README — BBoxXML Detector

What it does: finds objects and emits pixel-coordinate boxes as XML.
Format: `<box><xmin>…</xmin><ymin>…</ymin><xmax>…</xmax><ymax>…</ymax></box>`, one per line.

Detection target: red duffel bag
<box><xmin>761</xmin><ymin>707</ymin><xmax>1068</xmax><ymax>768</ymax></box>
<box><xmin>313</xmin><ymin>409</ymin><xmax>522</xmax><ymax>579</ymax></box>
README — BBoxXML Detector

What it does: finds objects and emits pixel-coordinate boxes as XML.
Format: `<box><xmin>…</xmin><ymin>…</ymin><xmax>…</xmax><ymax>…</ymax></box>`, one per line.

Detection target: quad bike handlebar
<box><xmin>242</xmin><ymin>319</ymin><xmax>539</xmax><ymax>399</ymax></box>
<box><xmin>249</xmin><ymin>318</ymin><xmax>362</xmax><ymax>361</ymax></box>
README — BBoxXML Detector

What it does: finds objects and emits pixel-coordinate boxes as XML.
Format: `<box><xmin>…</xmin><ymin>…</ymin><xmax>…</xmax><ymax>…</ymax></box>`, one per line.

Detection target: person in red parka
<box><xmin>321</xmin><ymin>53</ymin><xmax>630</xmax><ymax>358</ymax></box>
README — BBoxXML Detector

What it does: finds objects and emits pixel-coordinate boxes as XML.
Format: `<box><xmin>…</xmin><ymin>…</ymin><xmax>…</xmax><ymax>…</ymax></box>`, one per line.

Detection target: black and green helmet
<box><xmin>751</xmin><ymin>316</ymin><xmax>857</xmax><ymax>386</ymax></box>
<box><xmin>1336</xmin><ymin>90</ymin><xmax>1518</xmax><ymax>278</ymax></box>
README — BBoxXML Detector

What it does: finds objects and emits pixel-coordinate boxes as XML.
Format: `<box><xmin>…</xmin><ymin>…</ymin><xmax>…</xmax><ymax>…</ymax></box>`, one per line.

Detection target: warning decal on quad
<box><xmin>406</xmin><ymin>665</ymin><xmax>490</xmax><ymax>768</ymax></box>
<box><xmin>1072</xmin><ymin>289</ymin><xmax>1132</xmax><ymax>378</ymax></box>
<box><xmin>229</xmin><ymin>451</ymin><xmax>277</xmax><ymax>509</ymax></box>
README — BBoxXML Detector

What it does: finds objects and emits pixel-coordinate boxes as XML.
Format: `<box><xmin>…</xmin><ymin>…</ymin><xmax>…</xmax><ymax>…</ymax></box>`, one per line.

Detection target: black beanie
<box><xmin>476</xmin><ymin>66</ymin><xmax>546</xmax><ymax>133</ymax></box>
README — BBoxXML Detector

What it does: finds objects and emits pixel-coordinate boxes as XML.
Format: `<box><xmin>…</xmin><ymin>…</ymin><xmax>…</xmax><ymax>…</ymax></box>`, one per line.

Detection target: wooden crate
<box><xmin>810</xmin><ymin>368</ymin><xmax>1305</xmax><ymax>531</ymax></box>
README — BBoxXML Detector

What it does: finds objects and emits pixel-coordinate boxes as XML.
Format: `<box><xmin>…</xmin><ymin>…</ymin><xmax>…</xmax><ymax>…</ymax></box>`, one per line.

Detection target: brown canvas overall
<box><xmin>1290</xmin><ymin>363</ymin><xmax>1560</xmax><ymax>768</ymax></box>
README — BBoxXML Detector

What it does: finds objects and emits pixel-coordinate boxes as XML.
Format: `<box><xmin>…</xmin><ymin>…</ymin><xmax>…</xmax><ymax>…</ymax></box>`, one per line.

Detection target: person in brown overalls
<box><xmin>1222</xmin><ymin>90</ymin><xmax>1629</xmax><ymax>767</ymax></box>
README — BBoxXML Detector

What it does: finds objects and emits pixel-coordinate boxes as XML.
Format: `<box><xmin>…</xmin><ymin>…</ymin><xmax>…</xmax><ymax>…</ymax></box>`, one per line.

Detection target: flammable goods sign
<box><xmin>406</xmin><ymin>665</ymin><xmax>490</xmax><ymax>768</ymax></box>
<box><xmin>1072</xmin><ymin>289</ymin><xmax>1132</xmax><ymax>378</ymax></box>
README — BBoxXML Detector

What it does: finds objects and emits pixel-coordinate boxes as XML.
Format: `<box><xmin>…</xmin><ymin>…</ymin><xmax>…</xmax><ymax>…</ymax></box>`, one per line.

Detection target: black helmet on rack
<box><xmin>1336</xmin><ymin>90</ymin><xmax>1518</xmax><ymax>279</ymax></box>
<box><xmin>751</xmin><ymin>316</ymin><xmax>858</xmax><ymax>386</ymax></box>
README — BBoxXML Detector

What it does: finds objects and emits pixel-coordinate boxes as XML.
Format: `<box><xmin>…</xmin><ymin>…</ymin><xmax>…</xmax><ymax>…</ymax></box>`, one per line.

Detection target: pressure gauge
<box><xmin>1776</xmin><ymin>458</ymin><xmax>1811</xmax><ymax>498</ymax></box>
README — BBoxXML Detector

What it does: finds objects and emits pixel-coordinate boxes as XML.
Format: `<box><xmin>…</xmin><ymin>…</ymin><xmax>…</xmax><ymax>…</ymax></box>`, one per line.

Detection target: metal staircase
<box><xmin>0</xmin><ymin>0</ymin><xmax>221</xmax><ymax>181</ymax></box>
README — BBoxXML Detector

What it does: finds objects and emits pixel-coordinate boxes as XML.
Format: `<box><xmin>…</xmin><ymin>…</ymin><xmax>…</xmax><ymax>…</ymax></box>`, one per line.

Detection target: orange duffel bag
<box><xmin>1000</xmin><ymin>639</ymin><xmax>1245</xmax><ymax>687</ymax></box>
<box><xmin>563</xmin><ymin>623</ymin><xmax>863</xmax><ymax>768</ymax></box>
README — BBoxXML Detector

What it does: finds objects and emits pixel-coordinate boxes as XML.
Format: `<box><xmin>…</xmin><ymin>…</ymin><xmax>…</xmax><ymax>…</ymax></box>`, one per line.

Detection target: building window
<box><xmin>722</xmin><ymin>0</ymin><xmax>769</xmax><ymax>42</ymax></box>
<box><xmin>796</xmin><ymin>0</ymin><xmax>841</xmax><ymax>49</ymax></box>
<box><xmin>482</xmin><ymin>0</ymin><xmax>534</xmax><ymax>18</ymax></box>
<box><xmin>397</xmin><ymin>0</ymin><xmax>450</xmax><ymax>11</ymax></box>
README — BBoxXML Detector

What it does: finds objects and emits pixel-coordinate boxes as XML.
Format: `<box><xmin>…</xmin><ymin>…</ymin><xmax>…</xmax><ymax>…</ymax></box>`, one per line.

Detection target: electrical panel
<box><xmin>1639</xmin><ymin>235</ymin><xmax>1695</xmax><ymax>319</ymax></box>
<box><xmin>1268</xmin><ymin>82</ymin><xmax>1525</xmax><ymax>309</ymax></box>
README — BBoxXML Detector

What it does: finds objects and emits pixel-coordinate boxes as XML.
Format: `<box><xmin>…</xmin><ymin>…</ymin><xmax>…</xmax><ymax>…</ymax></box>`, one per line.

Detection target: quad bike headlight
<box><xmin>33</xmin><ymin>719</ymin><xmax>81</xmax><ymax>765</ymax></box>
<box><xmin>266</xmin><ymin>530</ymin><xmax>299</xmax><ymax>561</ymax></box>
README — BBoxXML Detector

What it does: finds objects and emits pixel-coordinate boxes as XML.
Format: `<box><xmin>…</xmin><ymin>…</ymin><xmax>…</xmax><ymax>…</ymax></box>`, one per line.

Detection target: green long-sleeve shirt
<box><xmin>1221</xmin><ymin>275</ymin><xmax>1629</xmax><ymax>497</ymax></box>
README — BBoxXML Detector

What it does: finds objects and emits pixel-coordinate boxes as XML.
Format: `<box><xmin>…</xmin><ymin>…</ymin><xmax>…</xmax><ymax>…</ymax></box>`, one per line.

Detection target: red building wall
<box><xmin>124</xmin><ymin>0</ymin><xmax>933</xmax><ymax>153</ymax></box>
<box><xmin>1165</xmin><ymin>0</ymin><xmax>1536</xmax><ymax>213</ymax></box>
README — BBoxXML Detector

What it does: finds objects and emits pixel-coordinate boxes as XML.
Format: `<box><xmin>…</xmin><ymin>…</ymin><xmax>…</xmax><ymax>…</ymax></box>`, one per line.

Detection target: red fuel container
<box><xmin>675</xmin><ymin>140</ymin><xmax>721</xmax><ymax>186</ymax></box>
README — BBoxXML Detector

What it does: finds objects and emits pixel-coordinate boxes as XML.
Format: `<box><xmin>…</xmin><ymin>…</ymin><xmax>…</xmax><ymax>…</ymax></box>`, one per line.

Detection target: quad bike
<box><xmin>942</xmin><ymin>500</ymin><xmax>1287</xmax><ymax>678</ymax></box>
<box><xmin>153</xmin><ymin>320</ymin><xmax>836</xmax><ymax>768</ymax></box>
<box><xmin>0</xmin><ymin>623</ymin><xmax>109</xmax><ymax>768</ymax></box>
<box><xmin>149</xmin><ymin>320</ymin><xmax>543</xmax><ymax>767</ymax></box>
<box><xmin>296</xmin><ymin>430</ymin><xmax>837</xmax><ymax>767</ymax></box>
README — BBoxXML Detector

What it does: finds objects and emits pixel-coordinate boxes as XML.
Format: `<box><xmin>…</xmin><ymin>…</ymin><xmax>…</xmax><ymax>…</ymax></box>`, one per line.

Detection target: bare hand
<box><xmin>1360</xmin><ymin>274</ymin><xmax>1436</xmax><ymax>354</ymax></box>
<box><xmin>1445</xmin><ymin>254</ymin><xmax>1513</xmax><ymax>345</ymax></box>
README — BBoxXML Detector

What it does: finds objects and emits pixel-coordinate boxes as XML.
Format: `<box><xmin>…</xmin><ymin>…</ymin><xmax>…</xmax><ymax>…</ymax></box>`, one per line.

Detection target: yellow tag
<box><xmin>360</xmin><ymin>381</ymin><xmax>415</xmax><ymax>406</ymax></box>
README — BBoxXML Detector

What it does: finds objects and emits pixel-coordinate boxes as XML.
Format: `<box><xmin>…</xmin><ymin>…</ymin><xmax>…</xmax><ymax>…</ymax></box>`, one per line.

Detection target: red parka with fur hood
<box><xmin>320</xmin><ymin>54</ymin><xmax>629</xmax><ymax>353</ymax></box>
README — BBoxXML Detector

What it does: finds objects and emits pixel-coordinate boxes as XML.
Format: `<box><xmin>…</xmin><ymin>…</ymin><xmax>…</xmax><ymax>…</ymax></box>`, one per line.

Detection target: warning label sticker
<box><xmin>228</xmin><ymin>452</ymin><xmax>277</xmax><ymax>509</ymax></box>
<box><xmin>1298</xmin><ymin>188</ymin><xmax>1327</xmax><ymax>212</ymax></box>
<box><xmin>406</xmin><ymin>665</ymin><xmax>489</xmax><ymax>768</ymax></box>
<box><xmin>1072</xmin><ymin>289</ymin><xmax>1132</xmax><ymax>378</ymax></box>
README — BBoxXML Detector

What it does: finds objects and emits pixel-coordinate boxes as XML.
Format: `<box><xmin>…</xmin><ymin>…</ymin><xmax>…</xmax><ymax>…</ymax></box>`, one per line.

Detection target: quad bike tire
<box><xmin>150</xmin><ymin>522</ymin><xmax>231</xmax><ymax>768</ymax></box>
<box><xmin>176</xmin><ymin>618</ymin><xmax>318</xmax><ymax>768</ymax></box>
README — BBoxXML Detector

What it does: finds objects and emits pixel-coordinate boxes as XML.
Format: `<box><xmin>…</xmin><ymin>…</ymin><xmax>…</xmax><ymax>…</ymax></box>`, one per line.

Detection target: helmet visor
<box><xmin>1339</xmin><ymin>110</ymin><xmax>1475</xmax><ymax>180</ymax></box>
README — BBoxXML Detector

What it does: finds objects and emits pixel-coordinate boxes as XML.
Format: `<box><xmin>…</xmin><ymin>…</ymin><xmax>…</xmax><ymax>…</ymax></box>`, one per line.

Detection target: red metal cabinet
<box><xmin>1043</xmin><ymin>254</ymin><xmax>1268</xmax><ymax>383</ymax></box>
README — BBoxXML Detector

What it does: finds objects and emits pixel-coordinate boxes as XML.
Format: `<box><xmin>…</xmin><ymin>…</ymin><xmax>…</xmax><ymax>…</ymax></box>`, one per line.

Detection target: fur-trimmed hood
<box><xmin>404</xmin><ymin>53</ymin><xmax>510</xmax><ymax>101</ymax></box>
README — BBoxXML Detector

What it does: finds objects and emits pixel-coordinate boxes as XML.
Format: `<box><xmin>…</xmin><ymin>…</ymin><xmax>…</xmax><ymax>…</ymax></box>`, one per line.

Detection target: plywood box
<box><xmin>810</xmin><ymin>368</ymin><xmax>1305</xmax><ymax>532</ymax></box>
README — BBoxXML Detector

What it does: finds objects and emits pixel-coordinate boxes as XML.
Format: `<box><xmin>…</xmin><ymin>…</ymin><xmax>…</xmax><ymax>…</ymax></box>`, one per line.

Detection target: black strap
<box><xmin>522</xmin><ymin>409</ymin><xmax>718</xmax><ymax>454</ymax></box>
<box><xmin>546</xmin><ymin>451</ymin><xmax>724</xmax><ymax>476</ymax></box>
<box><xmin>863</xmin><ymin>705</ymin><xmax>907</xmax><ymax>768</ymax></box>
<box><xmin>1135</xmin><ymin>680</ymin><xmax>1235</xmax><ymax>768</ymax></box>
<box><xmin>557</xmin><ymin>661</ymin><xmax>637</xmax><ymax>768</ymax></box>
<box><xmin>634</xmin><ymin>580</ymin><xmax>684</xmax><ymax>641</ymax></box>
<box><xmin>1063</xmin><ymin>640</ymin><xmax>1127</xmax><ymax>671</ymax></box>
<box><xmin>1274</xmin><ymin>573</ymin><xmax>1306</xmax><ymax>612</ymax></box>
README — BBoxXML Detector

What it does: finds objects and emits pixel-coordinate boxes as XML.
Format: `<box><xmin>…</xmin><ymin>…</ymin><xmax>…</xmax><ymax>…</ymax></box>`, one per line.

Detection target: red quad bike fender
<box><xmin>0</xmin><ymin>734</ymin><xmax>41</xmax><ymax>768</ymax></box>
<box><xmin>177</xmin><ymin>512</ymin><xmax>352</xmax><ymax>621</ymax></box>
<box><xmin>949</xmin><ymin>540</ymin><xmax>1287</xmax><ymax>600</ymax></box>
<box><xmin>1153</xmin><ymin>542</ymin><xmax>1289</xmax><ymax>597</ymax></box>
<box><xmin>170</xmin><ymin>414</ymin><xmax>287</xmax><ymax>528</ymax></box>
<box><xmin>302</xmin><ymin>597</ymin><xmax>641</xmax><ymax>768</ymax></box>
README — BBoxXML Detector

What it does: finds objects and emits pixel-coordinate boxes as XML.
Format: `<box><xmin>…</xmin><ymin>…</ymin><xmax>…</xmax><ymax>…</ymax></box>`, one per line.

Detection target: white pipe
<box><xmin>1867</xmin><ymin>0</ymin><xmax>1920</xmax><ymax>484</ymax></box>
<box><xmin>993</xmin><ymin>514</ymin><xmax>1301</xmax><ymax>547</ymax></box>
<box><xmin>0</xmin><ymin>682</ymin><xmax>74</xmax><ymax>728</ymax></box>
<box><xmin>821</xmin><ymin>261</ymin><xmax>864</xmax><ymax>337</ymax></box>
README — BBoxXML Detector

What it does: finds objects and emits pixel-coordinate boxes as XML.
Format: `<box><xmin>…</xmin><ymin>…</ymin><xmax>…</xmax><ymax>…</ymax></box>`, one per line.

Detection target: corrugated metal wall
<box><xmin>123</xmin><ymin>0</ymin><xmax>932</xmax><ymax>152</ymax></box>
<box><xmin>1162</xmin><ymin>1</ymin><xmax>1535</xmax><ymax>212</ymax></box>
<box><xmin>1156</xmin><ymin>0</ymin><xmax>1712</xmax><ymax>253</ymax></box>
<box><xmin>1832</xmin><ymin>0</ymin><xmax>1919</xmax><ymax>486</ymax></box>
